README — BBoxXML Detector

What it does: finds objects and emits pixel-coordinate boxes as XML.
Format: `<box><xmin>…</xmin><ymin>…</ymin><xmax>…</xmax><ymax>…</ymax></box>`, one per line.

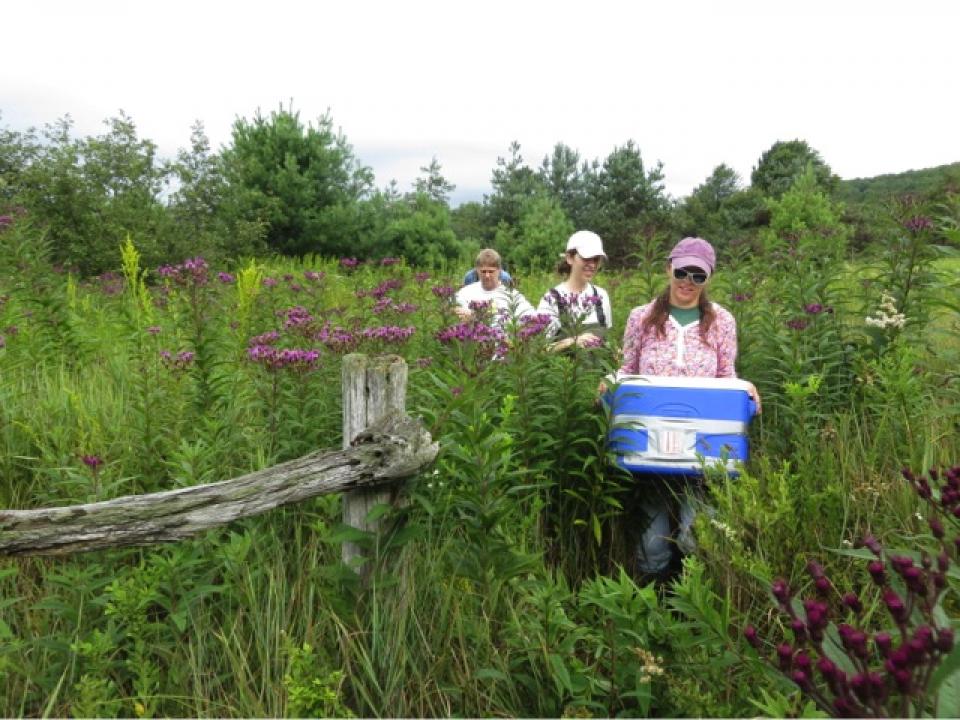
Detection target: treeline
<box><xmin>0</xmin><ymin>105</ymin><xmax>957</xmax><ymax>276</ymax></box>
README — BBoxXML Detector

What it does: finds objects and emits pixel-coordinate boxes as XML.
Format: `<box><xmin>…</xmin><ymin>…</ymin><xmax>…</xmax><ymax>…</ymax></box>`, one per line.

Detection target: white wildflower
<box><xmin>709</xmin><ymin>518</ymin><xmax>737</xmax><ymax>542</ymax></box>
<box><xmin>865</xmin><ymin>291</ymin><xmax>907</xmax><ymax>330</ymax></box>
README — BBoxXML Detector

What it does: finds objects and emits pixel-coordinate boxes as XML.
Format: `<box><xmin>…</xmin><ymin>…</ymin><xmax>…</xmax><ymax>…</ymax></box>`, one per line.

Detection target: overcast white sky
<box><xmin>3</xmin><ymin>0</ymin><xmax>958</xmax><ymax>205</ymax></box>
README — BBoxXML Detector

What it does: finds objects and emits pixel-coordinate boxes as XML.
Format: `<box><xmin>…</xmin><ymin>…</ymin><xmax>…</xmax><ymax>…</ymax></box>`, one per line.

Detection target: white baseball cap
<box><xmin>565</xmin><ymin>230</ymin><xmax>607</xmax><ymax>260</ymax></box>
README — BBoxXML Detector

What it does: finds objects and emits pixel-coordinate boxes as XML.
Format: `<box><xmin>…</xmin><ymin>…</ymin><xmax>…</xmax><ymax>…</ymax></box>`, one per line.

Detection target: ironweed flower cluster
<box><xmin>786</xmin><ymin>318</ymin><xmax>809</xmax><ymax>331</ymax></box>
<box><xmin>0</xmin><ymin>214</ymin><xmax>13</xmax><ymax>230</ymax></box>
<box><xmin>340</xmin><ymin>257</ymin><xmax>359</xmax><ymax>269</ymax></box>
<box><xmin>262</xmin><ymin>277</ymin><xmax>278</xmax><ymax>288</ymax></box>
<box><xmin>904</xmin><ymin>216</ymin><xmax>934</xmax><ymax>233</ymax></box>
<box><xmin>364</xmin><ymin>278</ymin><xmax>404</xmax><ymax>299</ymax></box>
<box><xmin>380</xmin><ymin>257</ymin><xmax>400</xmax><ymax>266</ymax></box>
<box><xmin>217</xmin><ymin>272</ymin><xmax>235</xmax><ymax>284</ymax></box>
<box><xmin>97</xmin><ymin>271</ymin><xmax>124</xmax><ymax>296</ymax></box>
<box><xmin>160</xmin><ymin>350</ymin><xmax>196</xmax><ymax>373</ymax></box>
<box><xmin>431</xmin><ymin>284</ymin><xmax>455</xmax><ymax>300</ymax></box>
<box><xmin>745</xmin><ymin>464</ymin><xmax>960</xmax><ymax>717</ymax></box>
<box><xmin>516</xmin><ymin>313</ymin><xmax>553</xmax><ymax>341</ymax></box>
<box><xmin>157</xmin><ymin>257</ymin><xmax>210</xmax><ymax>287</ymax></box>
<box><xmin>804</xmin><ymin>303</ymin><xmax>833</xmax><ymax>315</ymax></box>
<box><xmin>372</xmin><ymin>297</ymin><xmax>418</xmax><ymax>315</ymax></box>
<box><xmin>248</xmin><ymin>330</ymin><xmax>281</xmax><ymax>347</ymax></box>
<box><xmin>247</xmin><ymin>345</ymin><xmax>321</xmax><ymax>372</ymax></box>
<box><xmin>283</xmin><ymin>306</ymin><xmax>315</xmax><ymax>332</ymax></box>
<box><xmin>435</xmin><ymin>320</ymin><xmax>504</xmax><ymax>346</ymax></box>
<box><xmin>414</xmin><ymin>271</ymin><xmax>431</xmax><ymax>284</ymax></box>
<box><xmin>314</xmin><ymin>324</ymin><xmax>357</xmax><ymax>354</ymax></box>
<box><xmin>303</xmin><ymin>270</ymin><xmax>325</xmax><ymax>282</ymax></box>
<box><xmin>359</xmin><ymin>325</ymin><xmax>416</xmax><ymax>344</ymax></box>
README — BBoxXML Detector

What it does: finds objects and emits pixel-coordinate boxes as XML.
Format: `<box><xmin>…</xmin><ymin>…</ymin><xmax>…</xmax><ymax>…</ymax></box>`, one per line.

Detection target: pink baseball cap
<box><xmin>669</xmin><ymin>237</ymin><xmax>715</xmax><ymax>277</ymax></box>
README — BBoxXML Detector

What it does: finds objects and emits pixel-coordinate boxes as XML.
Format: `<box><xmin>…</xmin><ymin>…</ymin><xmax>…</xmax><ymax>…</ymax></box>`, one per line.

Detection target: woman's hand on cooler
<box><xmin>746</xmin><ymin>381</ymin><xmax>762</xmax><ymax>414</ymax></box>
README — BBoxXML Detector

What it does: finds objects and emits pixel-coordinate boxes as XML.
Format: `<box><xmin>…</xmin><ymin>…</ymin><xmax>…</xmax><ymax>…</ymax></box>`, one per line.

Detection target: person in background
<box><xmin>463</xmin><ymin>264</ymin><xmax>512</xmax><ymax>287</ymax></box>
<box><xmin>537</xmin><ymin>230</ymin><xmax>613</xmax><ymax>351</ymax></box>
<box><xmin>455</xmin><ymin>248</ymin><xmax>534</xmax><ymax>326</ymax></box>
<box><xmin>618</xmin><ymin>236</ymin><xmax>761</xmax><ymax>581</ymax></box>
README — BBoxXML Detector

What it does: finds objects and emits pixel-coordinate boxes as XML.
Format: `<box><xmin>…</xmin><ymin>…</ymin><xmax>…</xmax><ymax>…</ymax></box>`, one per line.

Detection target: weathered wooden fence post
<box><xmin>341</xmin><ymin>353</ymin><xmax>408</xmax><ymax>568</ymax></box>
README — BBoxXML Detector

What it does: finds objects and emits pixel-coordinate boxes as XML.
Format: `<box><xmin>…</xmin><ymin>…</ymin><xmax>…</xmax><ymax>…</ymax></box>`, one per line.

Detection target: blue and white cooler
<box><xmin>607</xmin><ymin>375</ymin><xmax>758</xmax><ymax>476</ymax></box>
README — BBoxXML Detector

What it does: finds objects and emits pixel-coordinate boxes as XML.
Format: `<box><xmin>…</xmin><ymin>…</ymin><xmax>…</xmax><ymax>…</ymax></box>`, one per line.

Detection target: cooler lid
<box><xmin>612</xmin><ymin>373</ymin><xmax>755</xmax><ymax>393</ymax></box>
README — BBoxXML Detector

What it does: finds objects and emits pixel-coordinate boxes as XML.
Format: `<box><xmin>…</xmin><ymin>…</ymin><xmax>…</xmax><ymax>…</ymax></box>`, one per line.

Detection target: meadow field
<box><xmin>0</xmin><ymin>220</ymin><xmax>959</xmax><ymax>717</ymax></box>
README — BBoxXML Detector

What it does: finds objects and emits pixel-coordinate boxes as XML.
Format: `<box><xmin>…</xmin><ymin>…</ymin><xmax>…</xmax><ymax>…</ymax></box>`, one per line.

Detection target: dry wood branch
<box><xmin>0</xmin><ymin>412</ymin><xmax>437</xmax><ymax>557</ymax></box>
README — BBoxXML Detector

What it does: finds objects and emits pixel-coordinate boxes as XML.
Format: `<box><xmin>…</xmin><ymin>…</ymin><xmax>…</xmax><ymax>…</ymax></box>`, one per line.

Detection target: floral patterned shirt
<box><xmin>619</xmin><ymin>301</ymin><xmax>738</xmax><ymax>378</ymax></box>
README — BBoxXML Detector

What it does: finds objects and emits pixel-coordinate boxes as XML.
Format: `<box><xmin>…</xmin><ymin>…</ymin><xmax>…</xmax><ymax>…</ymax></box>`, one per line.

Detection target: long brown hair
<box><xmin>640</xmin><ymin>285</ymin><xmax>716</xmax><ymax>341</ymax></box>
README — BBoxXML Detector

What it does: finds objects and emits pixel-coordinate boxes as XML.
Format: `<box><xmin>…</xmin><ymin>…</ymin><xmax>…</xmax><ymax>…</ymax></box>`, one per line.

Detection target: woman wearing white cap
<box><xmin>536</xmin><ymin>230</ymin><xmax>613</xmax><ymax>350</ymax></box>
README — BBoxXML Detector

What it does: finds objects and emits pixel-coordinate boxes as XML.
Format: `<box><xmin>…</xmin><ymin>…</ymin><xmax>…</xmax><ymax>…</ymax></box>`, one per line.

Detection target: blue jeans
<box><xmin>635</xmin><ymin>476</ymin><xmax>701</xmax><ymax>574</ymax></box>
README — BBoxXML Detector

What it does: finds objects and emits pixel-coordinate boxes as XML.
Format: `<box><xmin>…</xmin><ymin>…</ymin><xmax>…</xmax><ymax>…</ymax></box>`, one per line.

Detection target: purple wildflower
<box><xmin>317</xmin><ymin>326</ymin><xmax>357</xmax><ymax>354</ymax></box>
<box><xmin>904</xmin><ymin>216</ymin><xmax>933</xmax><ymax>233</ymax></box>
<box><xmin>340</xmin><ymin>257</ymin><xmax>359</xmax><ymax>269</ymax></box>
<box><xmin>249</xmin><ymin>330</ymin><xmax>281</xmax><ymax>346</ymax></box>
<box><xmin>146</xmin><ymin>325</ymin><xmax>161</xmax><ymax>335</ymax></box>
<box><xmin>804</xmin><ymin>303</ymin><xmax>824</xmax><ymax>315</ymax></box>
<box><xmin>304</xmin><ymin>270</ymin><xmax>325</xmax><ymax>282</ymax></box>
<box><xmin>262</xmin><ymin>277</ymin><xmax>278</xmax><ymax>288</ymax></box>
<box><xmin>882</xmin><ymin>588</ymin><xmax>908</xmax><ymax>623</ymax></box>
<box><xmin>160</xmin><ymin>349</ymin><xmax>196</xmax><ymax>372</ymax></box>
<box><xmin>517</xmin><ymin>313</ymin><xmax>553</xmax><ymax>340</ymax></box>
<box><xmin>842</xmin><ymin>592</ymin><xmax>863</xmax><ymax>614</ymax></box>
<box><xmin>218</xmin><ymin>272</ymin><xmax>235</xmax><ymax>284</ymax></box>
<box><xmin>247</xmin><ymin>345</ymin><xmax>321</xmax><ymax>372</ymax></box>
<box><xmin>0</xmin><ymin>214</ymin><xmax>13</xmax><ymax>230</ymax></box>
<box><xmin>82</xmin><ymin>455</ymin><xmax>104</xmax><ymax>470</ymax></box>
<box><xmin>771</xmin><ymin>578</ymin><xmax>791</xmax><ymax>605</ymax></box>
<box><xmin>436</xmin><ymin>321</ymin><xmax>505</xmax><ymax>346</ymax></box>
<box><xmin>431</xmin><ymin>284</ymin><xmax>455</xmax><ymax>300</ymax></box>
<box><xmin>360</xmin><ymin>325</ymin><xmax>416</xmax><ymax>344</ymax></box>
<box><xmin>283</xmin><ymin>306</ymin><xmax>314</xmax><ymax>331</ymax></box>
<box><xmin>786</xmin><ymin>318</ymin><xmax>809</xmax><ymax>331</ymax></box>
<box><xmin>414</xmin><ymin>271</ymin><xmax>430</xmax><ymax>284</ymax></box>
<box><xmin>157</xmin><ymin>264</ymin><xmax>179</xmax><ymax>279</ymax></box>
<box><xmin>380</xmin><ymin>257</ymin><xmax>400</xmax><ymax>266</ymax></box>
<box><xmin>369</xmin><ymin>278</ymin><xmax>404</xmax><ymax>299</ymax></box>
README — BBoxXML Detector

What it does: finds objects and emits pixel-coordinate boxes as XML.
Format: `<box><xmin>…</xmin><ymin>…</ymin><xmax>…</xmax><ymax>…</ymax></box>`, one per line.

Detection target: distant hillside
<box><xmin>837</xmin><ymin>161</ymin><xmax>960</xmax><ymax>205</ymax></box>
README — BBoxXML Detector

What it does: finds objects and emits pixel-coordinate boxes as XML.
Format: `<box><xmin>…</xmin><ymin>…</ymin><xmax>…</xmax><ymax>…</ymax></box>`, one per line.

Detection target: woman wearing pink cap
<box><xmin>619</xmin><ymin>236</ymin><xmax>760</xmax><ymax>580</ymax></box>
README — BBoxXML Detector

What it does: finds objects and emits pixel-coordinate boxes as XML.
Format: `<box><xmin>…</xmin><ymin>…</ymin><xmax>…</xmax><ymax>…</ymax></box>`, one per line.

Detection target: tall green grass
<box><xmin>0</xmin><ymin>219</ymin><xmax>958</xmax><ymax>715</ymax></box>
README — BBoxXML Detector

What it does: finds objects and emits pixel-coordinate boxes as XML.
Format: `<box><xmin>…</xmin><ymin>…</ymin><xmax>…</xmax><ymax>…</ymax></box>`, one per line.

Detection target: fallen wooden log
<box><xmin>0</xmin><ymin>412</ymin><xmax>437</xmax><ymax>557</ymax></box>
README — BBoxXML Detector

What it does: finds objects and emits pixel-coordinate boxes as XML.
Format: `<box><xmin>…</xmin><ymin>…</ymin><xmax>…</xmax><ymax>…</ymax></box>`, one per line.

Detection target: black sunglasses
<box><xmin>673</xmin><ymin>267</ymin><xmax>708</xmax><ymax>285</ymax></box>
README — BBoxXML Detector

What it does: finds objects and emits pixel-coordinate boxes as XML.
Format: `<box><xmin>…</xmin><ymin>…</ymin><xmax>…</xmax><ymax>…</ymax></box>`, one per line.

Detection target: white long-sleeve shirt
<box><xmin>455</xmin><ymin>282</ymin><xmax>535</xmax><ymax>326</ymax></box>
